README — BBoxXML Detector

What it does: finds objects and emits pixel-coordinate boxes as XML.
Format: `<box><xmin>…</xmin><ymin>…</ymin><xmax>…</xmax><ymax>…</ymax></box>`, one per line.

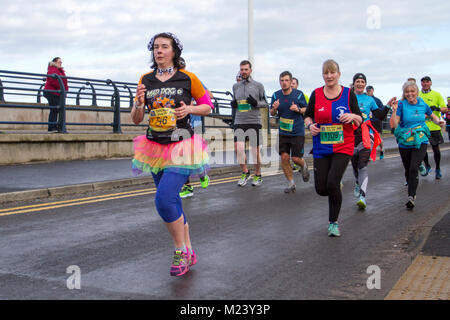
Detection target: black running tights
<box><xmin>399</xmin><ymin>144</ymin><xmax>427</xmax><ymax>197</ymax></box>
<box><xmin>313</xmin><ymin>153</ymin><xmax>351</xmax><ymax>223</ymax></box>
<box><xmin>423</xmin><ymin>144</ymin><xmax>441</xmax><ymax>170</ymax></box>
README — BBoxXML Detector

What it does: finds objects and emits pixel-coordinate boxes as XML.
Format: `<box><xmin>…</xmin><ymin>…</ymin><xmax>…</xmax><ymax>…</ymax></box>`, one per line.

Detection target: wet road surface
<box><xmin>0</xmin><ymin>150</ymin><xmax>449</xmax><ymax>300</ymax></box>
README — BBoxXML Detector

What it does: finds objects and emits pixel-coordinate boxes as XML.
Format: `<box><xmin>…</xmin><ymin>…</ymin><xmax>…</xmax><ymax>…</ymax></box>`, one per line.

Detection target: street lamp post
<box><xmin>248</xmin><ymin>0</ymin><xmax>254</xmax><ymax>69</ymax></box>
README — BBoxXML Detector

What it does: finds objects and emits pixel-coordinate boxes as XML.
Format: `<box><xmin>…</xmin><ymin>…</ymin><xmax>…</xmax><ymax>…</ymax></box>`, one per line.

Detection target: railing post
<box><xmin>212</xmin><ymin>97</ymin><xmax>219</xmax><ymax>114</ymax></box>
<box><xmin>85</xmin><ymin>81</ymin><xmax>97</xmax><ymax>106</ymax></box>
<box><xmin>54</xmin><ymin>74</ymin><xmax>67</xmax><ymax>133</ymax></box>
<box><xmin>266</xmin><ymin>95</ymin><xmax>271</xmax><ymax>134</ymax></box>
<box><xmin>37</xmin><ymin>83</ymin><xmax>45</xmax><ymax>103</ymax></box>
<box><xmin>123</xmin><ymin>85</ymin><xmax>134</xmax><ymax>108</ymax></box>
<box><xmin>201</xmin><ymin>116</ymin><xmax>205</xmax><ymax>134</ymax></box>
<box><xmin>0</xmin><ymin>78</ymin><xmax>4</xmax><ymax>103</ymax></box>
<box><xmin>107</xmin><ymin>79</ymin><xmax>122</xmax><ymax>133</ymax></box>
<box><xmin>225</xmin><ymin>91</ymin><xmax>235</xmax><ymax>129</ymax></box>
<box><xmin>76</xmin><ymin>86</ymin><xmax>86</xmax><ymax>105</ymax></box>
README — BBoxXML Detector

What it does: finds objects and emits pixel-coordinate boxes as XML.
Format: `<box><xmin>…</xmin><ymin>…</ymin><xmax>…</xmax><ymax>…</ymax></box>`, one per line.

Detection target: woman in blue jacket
<box><xmin>388</xmin><ymin>81</ymin><xmax>443</xmax><ymax>209</ymax></box>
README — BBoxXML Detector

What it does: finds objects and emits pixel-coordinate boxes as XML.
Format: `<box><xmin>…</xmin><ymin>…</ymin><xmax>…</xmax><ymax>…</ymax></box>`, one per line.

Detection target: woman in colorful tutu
<box><xmin>131</xmin><ymin>32</ymin><xmax>214</xmax><ymax>276</ymax></box>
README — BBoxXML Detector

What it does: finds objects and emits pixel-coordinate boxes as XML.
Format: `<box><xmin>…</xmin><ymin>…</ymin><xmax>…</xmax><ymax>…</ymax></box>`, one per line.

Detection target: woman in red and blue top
<box><xmin>304</xmin><ymin>59</ymin><xmax>362</xmax><ymax>237</ymax></box>
<box><xmin>131</xmin><ymin>32</ymin><xmax>214</xmax><ymax>277</ymax></box>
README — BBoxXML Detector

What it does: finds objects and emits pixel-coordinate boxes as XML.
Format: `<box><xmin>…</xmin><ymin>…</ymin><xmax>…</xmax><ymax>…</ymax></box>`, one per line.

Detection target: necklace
<box><xmin>157</xmin><ymin>66</ymin><xmax>174</xmax><ymax>75</ymax></box>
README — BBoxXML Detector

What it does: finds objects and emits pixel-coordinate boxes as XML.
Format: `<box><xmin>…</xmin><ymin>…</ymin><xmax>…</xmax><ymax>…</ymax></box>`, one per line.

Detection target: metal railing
<box><xmin>1</xmin><ymin>70</ymin><xmax>264</xmax><ymax>134</ymax></box>
<box><xmin>0</xmin><ymin>70</ymin><xmax>140</xmax><ymax>133</ymax></box>
<box><xmin>0</xmin><ymin>70</ymin><xmax>394</xmax><ymax>136</ymax></box>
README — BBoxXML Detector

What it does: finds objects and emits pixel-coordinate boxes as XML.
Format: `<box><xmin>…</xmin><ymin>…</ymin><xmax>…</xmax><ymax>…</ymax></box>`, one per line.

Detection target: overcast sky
<box><xmin>1</xmin><ymin>0</ymin><xmax>450</xmax><ymax>104</ymax></box>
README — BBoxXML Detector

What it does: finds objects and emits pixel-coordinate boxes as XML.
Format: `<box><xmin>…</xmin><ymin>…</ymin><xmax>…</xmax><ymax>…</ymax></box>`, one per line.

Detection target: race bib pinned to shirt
<box><xmin>320</xmin><ymin>124</ymin><xmax>344</xmax><ymax>144</ymax></box>
<box><xmin>279</xmin><ymin>117</ymin><xmax>294</xmax><ymax>132</ymax></box>
<box><xmin>148</xmin><ymin>108</ymin><xmax>177</xmax><ymax>132</ymax></box>
<box><xmin>237</xmin><ymin>99</ymin><xmax>251</xmax><ymax>112</ymax></box>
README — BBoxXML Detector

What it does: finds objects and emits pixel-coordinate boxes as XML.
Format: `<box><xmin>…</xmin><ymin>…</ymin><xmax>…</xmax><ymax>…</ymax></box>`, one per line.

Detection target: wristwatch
<box><xmin>134</xmin><ymin>101</ymin><xmax>144</xmax><ymax>110</ymax></box>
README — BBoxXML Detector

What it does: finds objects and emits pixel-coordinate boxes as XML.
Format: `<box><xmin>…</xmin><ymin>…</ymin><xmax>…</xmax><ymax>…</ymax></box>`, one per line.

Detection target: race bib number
<box><xmin>320</xmin><ymin>125</ymin><xmax>344</xmax><ymax>144</ymax></box>
<box><xmin>148</xmin><ymin>108</ymin><xmax>177</xmax><ymax>132</ymax></box>
<box><xmin>279</xmin><ymin>117</ymin><xmax>294</xmax><ymax>132</ymax></box>
<box><xmin>237</xmin><ymin>99</ymin><xmax>251</xmax><ymax>112</ymax></box>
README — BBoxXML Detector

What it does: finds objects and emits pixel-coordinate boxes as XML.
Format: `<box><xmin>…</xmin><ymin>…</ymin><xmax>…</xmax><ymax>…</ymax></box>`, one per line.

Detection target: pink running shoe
<box><xmin>170</xmin><ymin>250</ymin><xmax>189</xmax><ymax>276</ymax></box>
<box><xmin>189</xmin><ymin>249</ymin><xmax>197</xmax><ymax>267</ymax></box>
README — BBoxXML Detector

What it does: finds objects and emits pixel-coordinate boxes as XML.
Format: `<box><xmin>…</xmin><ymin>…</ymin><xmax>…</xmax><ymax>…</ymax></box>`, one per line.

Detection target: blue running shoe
<box><xmin>328</xmin><ymin>223</ymin><xmax>341</xmax><ymax>237</ymax></box>
<box><xmin>419</xmin><ymin>164</ymin><xmax>426</xmax><ymax>176</ymax></box>
<box><xmin>357</xmin><ymin>195</ymin><xmax>366</xmax><ymax>210</ymax></box>
<box><xmin>436</xmin><ymin>169</ymin><xmax>442</xmax><ymax>179</ymax></box>
<box><xmin>353</xmin><ymin>184</ymin><xmax>360</xmax><ymax>198</ymax></box>
<box><xmin>425</xmin><ymin>166</ymin><xmax>432</xmax><ymax>176</ymax></box>
<box><xmin>380</xmin><ymin>151</ymin><xmax>384</xmax><ymax>160</ymax></box>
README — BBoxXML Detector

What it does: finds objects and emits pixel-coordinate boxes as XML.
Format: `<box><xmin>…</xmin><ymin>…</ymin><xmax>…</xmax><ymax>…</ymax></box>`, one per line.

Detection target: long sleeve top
<box><xmin>232</xmin><ymin>77</ymin><xmax>268</xmax><ymax>125</ymax></box>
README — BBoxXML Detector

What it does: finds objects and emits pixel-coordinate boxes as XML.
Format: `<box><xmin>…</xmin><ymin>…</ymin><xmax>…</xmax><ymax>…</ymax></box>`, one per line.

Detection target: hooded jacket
<box><xmin>44</xmin><ymin>61</ymin><xmax>68</xmax><ymax>96</ymax></box>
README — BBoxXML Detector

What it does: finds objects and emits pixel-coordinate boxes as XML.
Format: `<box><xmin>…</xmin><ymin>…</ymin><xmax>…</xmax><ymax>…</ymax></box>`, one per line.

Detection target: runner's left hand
<box><xmin>339</xmin><ymin>113</ymin><xmax>354</xmax><ymax>124</ymax></box>
<box><xmin>175</xmin><ymin>101</ymin><xmax>192</xmax><ymax>120</ymax></box>
<box><xmin>290</xmin><ymin>101</ymin><xmax>299</xmax><ymax>112</ymax></box>
<box><xmin>247</xmin><ymin>95</ymin><xmax>258</xmax><ymax>107</ymax></box>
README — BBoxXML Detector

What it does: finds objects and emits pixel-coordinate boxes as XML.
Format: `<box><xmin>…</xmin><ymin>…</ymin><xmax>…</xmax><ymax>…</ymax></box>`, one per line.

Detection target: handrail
<box><xmin>0</xmin><ymin>69</ymin><xmax>274</xmax><ymax>133</ymax></box>
<box><xmin>106</xmin><ymin>79</ymin><xmax>122</xmax><ymax>133</ymax></box>
<box><xmin>0</xmin><ymin>78</ymin><xmax>5</xmax><ymax>102</ymax></box>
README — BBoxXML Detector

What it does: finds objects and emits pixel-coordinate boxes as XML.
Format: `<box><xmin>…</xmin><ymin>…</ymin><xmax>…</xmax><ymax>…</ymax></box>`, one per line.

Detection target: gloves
<box><xmin>430</xmin><ymin>106</ymin><xmax>440</xmax><ymax>112</ymax></box>
<box><xmin>247</xmin><ymin>95</ymin><xmax>258</xmax><ymax>107</ymax></box>
<box><xmin>231</xmin><ymin>99</ymin><xmax>238</xmax><ymax>109</ymax></box>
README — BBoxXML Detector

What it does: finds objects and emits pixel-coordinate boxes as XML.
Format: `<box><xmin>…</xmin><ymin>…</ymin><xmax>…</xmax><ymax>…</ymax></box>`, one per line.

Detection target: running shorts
<box><xmin>429</xmin><ymin>130</ymin><xmax>444</xmax><ymax>146</ymax></box>
<box><xmin>234</xmin><ymin>124</ymin><xmax>262</xmax><ymax>147</ymax></box>
<box><xmin>278</xmin><ymin>135</ymin><xmax>305</xmax><ymax>158</ymax></box>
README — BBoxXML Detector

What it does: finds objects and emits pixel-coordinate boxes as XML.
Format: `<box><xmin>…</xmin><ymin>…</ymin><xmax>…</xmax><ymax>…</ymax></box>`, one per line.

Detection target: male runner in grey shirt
<box><xmin>231</xmin><ymin>60</ymin><xmax>268</xmax><ymax>187</ymax></box>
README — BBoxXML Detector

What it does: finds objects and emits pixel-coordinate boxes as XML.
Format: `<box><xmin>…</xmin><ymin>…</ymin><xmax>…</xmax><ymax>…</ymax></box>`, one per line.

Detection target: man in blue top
<box><xmin>351</xmin><ymin>73</ymin><xmax>380</xmax><ymax>209</ymax></box>
<box><xmin>270</xmin><ymin>71</ymin><xmax>309</xmax><ymax>193</ymax></box>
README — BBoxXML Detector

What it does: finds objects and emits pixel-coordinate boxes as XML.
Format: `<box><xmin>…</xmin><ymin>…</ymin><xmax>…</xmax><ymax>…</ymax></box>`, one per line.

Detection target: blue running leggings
<box><xmin>152</xmin><ymin>171</ymin><xmax>190</xmax><ymax>224</ymax></box>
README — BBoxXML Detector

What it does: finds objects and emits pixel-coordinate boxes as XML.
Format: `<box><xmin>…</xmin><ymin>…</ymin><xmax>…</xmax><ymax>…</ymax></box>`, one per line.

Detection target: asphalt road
<box><xmin>0</xmin><ymin>151</ymin><xmax>449</xmax><ymax>300</ymax></box>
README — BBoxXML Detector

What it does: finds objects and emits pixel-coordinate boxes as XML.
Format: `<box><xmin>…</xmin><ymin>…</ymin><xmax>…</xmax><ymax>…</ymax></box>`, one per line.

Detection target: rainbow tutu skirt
<box><xmin>132</xmin><ymin>134</ymin><xmax>210</xmax><ymax>177</ymax></box>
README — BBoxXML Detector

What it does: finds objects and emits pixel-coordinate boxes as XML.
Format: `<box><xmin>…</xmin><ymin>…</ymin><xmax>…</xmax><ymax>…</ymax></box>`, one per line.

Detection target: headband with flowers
<box><xmin>147</xmin><ymin>32</ymin><xmax>183</xmax><ymax>52</ymax></box>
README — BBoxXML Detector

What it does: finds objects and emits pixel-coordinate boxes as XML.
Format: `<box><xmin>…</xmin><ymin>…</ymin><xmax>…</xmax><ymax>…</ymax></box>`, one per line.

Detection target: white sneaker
<box><xmin>300</xmin><ymin>165</ymin><xmax>310</xmax><ymax>182</ymax></box>
<box><xmin>251</xmin><ymin>175</ymin><xmax>263</xmax><ymax>187</ymax></box>
<box><xmin>237</xmin><ymin>172</ymin><xmax>251</xmax><ymax>187</ymax></box>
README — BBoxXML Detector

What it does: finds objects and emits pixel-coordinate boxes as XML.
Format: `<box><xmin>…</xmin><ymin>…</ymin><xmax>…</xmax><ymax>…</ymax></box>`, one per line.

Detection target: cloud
<box><xmin>1</xmin><ymin>0</ymin><xmax>450</xmax><ymax>104</ymax></box>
